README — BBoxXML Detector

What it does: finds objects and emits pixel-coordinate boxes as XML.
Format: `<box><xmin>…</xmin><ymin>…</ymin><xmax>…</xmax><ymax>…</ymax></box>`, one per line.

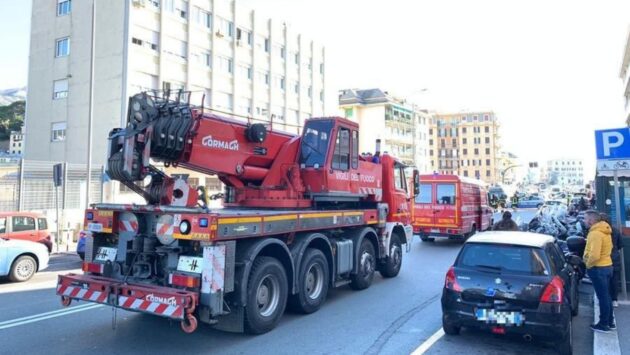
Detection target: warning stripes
<box><xmin>117</xmin><ymin>296</ymin><xmax>184</xmax><ymax>319</ymax></box>
<box><xmin>118</xmin><ymin>220</ymin><xmax>139</xmax><ymax>233</ymax></box>
<box><xmin>359</xmin><ymin>187</ymin><xmax>383</xmax><ymax>198</ymax></box>
<box><xmin>156</xmin><ymin>223</ymin><xmax>174</xmax><ymax>236</ymax></box>
<box><xmin>56</xmin><ymin>284</ymin><xmax>108</xmax><ymax>303</ymax></box>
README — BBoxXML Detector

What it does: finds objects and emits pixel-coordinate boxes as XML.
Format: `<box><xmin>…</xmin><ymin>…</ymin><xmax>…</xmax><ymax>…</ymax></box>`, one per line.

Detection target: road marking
<box><xmin>0</xmin><ymin>304</ymin><xmax>103</xmax><ymax>330</ymax></box>
<box><xmin>410</xmin><ymin>328</ymin><xmax>445</xmax><ymax>355</ymax></box>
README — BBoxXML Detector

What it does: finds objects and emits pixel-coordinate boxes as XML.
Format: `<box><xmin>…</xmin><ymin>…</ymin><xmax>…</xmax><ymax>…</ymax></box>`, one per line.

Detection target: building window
<box><xmin>474</xmin><ymin>148</ymin><xmax>479</xmax><ymax>155</ymax></box>
<box><xmin>215</xmin><ymin>92</ymin><xmax>233</xmax><ymax>111</ymax></box>
<box><xmin>237</xmin><ymin>64</ymin><xmax>252</xmax><ymax>80</ymax></box>
<box><xmin>486</xmin><ymin>170</ymin><xmax>491</xmax><ymax>177</ymax></box>
<box><xmin>429</xmin><ymin>139</ymin><xmax>433</xmax><ymax>146</ymax></box>
<box><xmin>193</xmin><ymin>7</ymin><xmax>212</xmax><ymax>28</ymax></box>
<box><xmin>236</xmin><ymin>28</ymin><xmax>252</xmax><ymax>46</ymax></box>
<box><xmin>485</xmin><ymin>126</ymin><xmax>490</xmax><ymax>133</ymax></box>
<box><xmin>217</xmin><ymin>17</ymin><xmax>234</xmax><ymax>37</ymax></box>
<box><xmin>217</xmin><ymin>56</ymin><xmax>233</xmax><ymax>74</ymax></box>
<box><xmin>462</xmin><ymin>127</ymin><xmax>467</xmax><ymax>134</ymax></box>
<box><xmin>57</xmin><ymin>0</ymin><xmax>71</xmax><ymax>16</ymax></box>
<box><xmin>51</xmin><ymin>122</ymin><xmax>67</xmax><ymax>142</ymax></box>
<box><xmin>486</xmin><ymin>159</ymin><xmax>490</xmax><ymax>165</ymax></box>
<box><xmin>294</xmin><ymin>52</ymin><xmax>299</xmax><ymax>64</ymax></box>
<box><xmin>308</xmin><ymin>86</ymin><xmax>312</xmax><ymax>98</ymax></box>
<box><xmin>462</xmin><ymin>138</ymin><xmax>467</xmax><ymax>144</ymax></box>
<box><xmin>463</xmin><ymin>148</ymin><xmax>468</xmax><ymax>155</ymax></box>
<box><xmin>55</xmin><ymin>37</ymin><xmax>70</xmax><ymax>57</ymax></box>
<box><xmin>485</xmin><ymin>137</ymin><xmax>490</xmax><ymax>144</ymax></box>
<box><xmin>485</xmin><ymin>148</ymin><xmax>490</xmax><ymax>154</ymax></box>
<box><xmin>53</xmin><ymin>79</ymin><xmax>69</xmax><ymax>99</ymax></box>
<box><xmin>320</xmin><ymin>63</ymin><xmax>324</xmax><ymax>74</ymax></box>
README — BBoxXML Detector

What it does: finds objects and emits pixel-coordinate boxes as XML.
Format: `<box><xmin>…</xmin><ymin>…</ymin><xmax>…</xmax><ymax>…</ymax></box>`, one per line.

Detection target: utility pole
<box><xmin>86</xmin><ymin>0</ymin><xmax>96</xmax><ymax>208</ymax></box>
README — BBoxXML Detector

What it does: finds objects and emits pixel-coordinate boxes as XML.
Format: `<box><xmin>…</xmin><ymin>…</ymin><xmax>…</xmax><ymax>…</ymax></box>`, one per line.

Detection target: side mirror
<box><xmin>413</xmin><ymin>169</ymin><xmax>420</xmax><ymax>197</ymax></box>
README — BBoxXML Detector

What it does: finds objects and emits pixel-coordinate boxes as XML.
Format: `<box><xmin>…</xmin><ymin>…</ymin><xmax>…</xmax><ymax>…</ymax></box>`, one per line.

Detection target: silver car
<box><xmin>0</xmin><ymin>238</ymin><xmax>50</xmax><ymax>282</ymax></box>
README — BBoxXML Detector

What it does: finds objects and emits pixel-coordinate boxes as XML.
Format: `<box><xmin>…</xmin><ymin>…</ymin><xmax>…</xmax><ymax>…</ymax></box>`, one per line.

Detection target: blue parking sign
<box><xmin>595</xmin><ymin>128</ymin><xmax>630</xmax><ymax>160</ymax></box>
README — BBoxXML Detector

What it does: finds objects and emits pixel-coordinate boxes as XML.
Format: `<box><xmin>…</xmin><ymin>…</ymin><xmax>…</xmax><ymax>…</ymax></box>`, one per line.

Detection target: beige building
<box><xmin>428</xmin><ymin>111</ymin><xmax>501</xmax><ymax>184</ymax></box>
<box><xmin>25</xmin><ymin>0</ymin><xmax>326</xmax><ymax>167</ymax></box>
<box><xmin>497</xmin><ymin>151</ymin><xmax>521</xmax><ymax>185</ymax></box>
<box><xmin>621</xmin><ymin>28</ymin><xmax>630</xmax><ymax>126</ymax></box>
<box><xmin>338</xmin><ymin>88</ymin><xmax>430</xmax><ymax>169</ymax></box>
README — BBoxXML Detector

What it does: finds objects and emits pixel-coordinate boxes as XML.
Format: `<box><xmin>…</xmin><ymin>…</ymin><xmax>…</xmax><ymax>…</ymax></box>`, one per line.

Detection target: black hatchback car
<box><xmin>441</xmin><ymin>232</ymin><xmax>580</xmax><ymax>355</ymax></box>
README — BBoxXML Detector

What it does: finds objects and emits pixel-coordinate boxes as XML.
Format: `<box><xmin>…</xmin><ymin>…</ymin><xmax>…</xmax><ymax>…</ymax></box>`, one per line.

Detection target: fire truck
<box><xmin>57</xmin><ymin>92</ymin><xmax>418</xmax><ymax>334</ymax></box>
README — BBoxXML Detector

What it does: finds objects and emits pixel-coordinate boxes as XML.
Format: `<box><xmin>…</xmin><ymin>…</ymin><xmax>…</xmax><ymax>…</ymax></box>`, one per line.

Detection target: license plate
<box><xmin>177</xmin><ymin>256</ymin><xmax>204</xmax><ymax>274</ymax></box>
<box><xmin>430</xmin><ymin>229</ymin><xmax>440</xmax><ymax>233</ymax></box>
<box><xmin>475</xmin><ymin>309</ymin><xmax>524</xmax><ymax>326</ymax></box>
<box><xmin>94</xmin><ymin>247</ymin><xmax>117</xmax><ymax>262</ymax></box>
<box><xmin>88</xmin><ymin>223</ymin><xmax>103</xmax><ymax>232</ymax></box>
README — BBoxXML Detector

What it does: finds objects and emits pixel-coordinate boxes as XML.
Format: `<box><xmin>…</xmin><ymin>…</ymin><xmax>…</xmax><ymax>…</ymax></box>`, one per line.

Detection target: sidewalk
<box><xmin>615</xmin><ymin>301</ymin><xmax>630</xmax><ymax>355</ymax></box>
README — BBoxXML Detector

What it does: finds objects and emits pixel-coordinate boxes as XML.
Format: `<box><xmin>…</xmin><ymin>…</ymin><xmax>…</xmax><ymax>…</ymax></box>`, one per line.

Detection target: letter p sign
<box><xmin>603</xmin><ymin>132</ymin><xmax>624</xmax><ymax>157</ymax></box>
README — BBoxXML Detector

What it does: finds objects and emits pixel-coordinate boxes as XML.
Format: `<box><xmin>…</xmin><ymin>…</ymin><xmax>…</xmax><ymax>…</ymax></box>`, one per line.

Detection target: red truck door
<box><xmin>434</xmin><ymin>182</ymin><xmax>458</xmax><ymax>228</ymax></box>
<box><xmin>414</xmin><ymin>182</ymin><xmax>435</xmax><ymax>227</ymax></box>
<box><xmin>391</xmin><ymin>162</ymin><xmax>411</xmax><ymax>225</ymax></box>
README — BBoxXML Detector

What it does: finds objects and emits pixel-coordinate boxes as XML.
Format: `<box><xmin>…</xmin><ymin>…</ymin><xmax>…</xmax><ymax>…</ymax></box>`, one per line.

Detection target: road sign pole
<box><xmin>613</xmin><ymin>169</ymin><xmax>628</xmax><ymax>300</ymax></box>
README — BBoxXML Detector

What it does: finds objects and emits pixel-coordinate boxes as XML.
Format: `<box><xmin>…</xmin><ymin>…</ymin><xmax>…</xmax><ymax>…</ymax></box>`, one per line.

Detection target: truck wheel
<box><xmin>244</xmin><ymin>256</ymin><xmax>288</xmax><ymax>334</ymax></box>
<box><xmin>350</xmin><ymin>238</ymin><xmax>376</xmax><ymax>290</ymax></box>
<box><xmin>288</xmin><ymin>249</ymin><xmax>329</xmax><ymax>314</ymax></box>
<box><xmin>9</xmin><ymin>255</ymin><xmax>37</xmax><ymax>282</ymax></box>
<box><xmin>380</xmin><ymin>234</ymin><xmax>402</xmax><ymax>278</ymax></box>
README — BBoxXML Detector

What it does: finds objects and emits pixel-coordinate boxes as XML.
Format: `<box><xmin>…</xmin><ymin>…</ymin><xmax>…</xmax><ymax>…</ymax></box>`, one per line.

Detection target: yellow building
<box><xmin>429</xmin><ymin>111</ymin><xmax>501</xmax><ymax>184</ymax></box>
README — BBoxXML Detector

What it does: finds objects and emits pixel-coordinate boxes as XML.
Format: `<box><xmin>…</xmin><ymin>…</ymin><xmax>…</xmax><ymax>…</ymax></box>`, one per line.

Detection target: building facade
<box><xmin>428</xmin><ymin>111</ymin><xmax>501</xmax><ymax>184</ymax></box>
<box><xmin>545</xmin><ymin>159</ymin><xmax>584</xmax><ymax>186</ymax></box>
<box><xmin>25</xmin><ymin>0</ymin><xmax>326</xmax><ymax>166</ymax></box>
<box><xmin>621</xmin><ymin>28</ymin><xmax>630</xmax><ymax>126</ymax></box>
<box><xmin>9</xmin><ymin>130</ymin><xmax>24</xmax><ymax>156</ymax></box>
<box><xmin>338</xmin><ymin>88</ymin><xmax>430</xmax><ymax>169</ymax></box>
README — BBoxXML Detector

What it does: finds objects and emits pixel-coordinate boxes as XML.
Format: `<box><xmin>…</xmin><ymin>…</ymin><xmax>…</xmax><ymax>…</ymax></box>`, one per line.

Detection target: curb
<box><xmin>593</xmin><ymin>294</ymin><xmax>621</xmax><ymax>355</ymax></box>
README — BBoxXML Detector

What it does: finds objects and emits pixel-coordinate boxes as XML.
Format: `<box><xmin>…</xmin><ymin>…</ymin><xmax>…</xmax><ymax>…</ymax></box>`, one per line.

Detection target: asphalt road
<box><xmin>0</xmin><ymin>209</ymin><xmax>594</xmax><ymax>355</ymax></box>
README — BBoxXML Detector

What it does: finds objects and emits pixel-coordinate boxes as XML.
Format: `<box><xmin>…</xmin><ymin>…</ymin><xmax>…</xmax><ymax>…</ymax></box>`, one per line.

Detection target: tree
<box><xmin>0</xmin><ymin>100</ymin><xmax>25</xmax><ymax>140</ymax></box>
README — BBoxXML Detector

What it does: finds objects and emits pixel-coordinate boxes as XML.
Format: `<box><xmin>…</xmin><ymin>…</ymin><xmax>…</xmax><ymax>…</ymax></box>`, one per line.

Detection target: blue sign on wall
<box><xmin>595</xmin><ymin>128</ymin><xmax>630</xmax><ymax>160</ymax></box>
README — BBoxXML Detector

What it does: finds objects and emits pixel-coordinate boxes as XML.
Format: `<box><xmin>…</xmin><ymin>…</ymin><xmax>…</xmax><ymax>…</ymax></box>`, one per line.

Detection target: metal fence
<box><xmin>0</xmin><ymin>159</ymin><xmax>103</xmax><ymax>212</ymax></box>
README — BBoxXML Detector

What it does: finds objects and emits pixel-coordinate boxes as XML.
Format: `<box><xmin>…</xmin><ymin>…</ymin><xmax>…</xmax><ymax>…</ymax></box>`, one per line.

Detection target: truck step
<box><xmin>334</xmin><ymin>279</ymin><xmax>352</xmax><ymax>288</ymax></box>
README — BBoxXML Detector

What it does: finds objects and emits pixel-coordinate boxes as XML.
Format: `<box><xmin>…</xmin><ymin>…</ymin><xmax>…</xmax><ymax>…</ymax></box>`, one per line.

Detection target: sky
<box><xmin>1</xmin><ymin>0</ymin><xmax>629</xmax><ymax>178</ymax></box>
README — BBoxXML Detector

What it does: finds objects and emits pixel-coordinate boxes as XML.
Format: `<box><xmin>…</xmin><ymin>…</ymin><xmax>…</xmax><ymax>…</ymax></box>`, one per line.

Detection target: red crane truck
<box><xmin>56</xmin><ymin>92</ymin><xmax>418</xmax><ymax>334</ymax></box>
<box><xmin>412</xmin><ymin>174</ymin><xmax>492</xmax><ymax>242</ymax></box>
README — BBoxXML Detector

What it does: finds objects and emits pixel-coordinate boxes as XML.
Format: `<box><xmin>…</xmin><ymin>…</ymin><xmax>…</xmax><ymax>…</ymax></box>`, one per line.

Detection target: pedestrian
<box><xmin>579</xmin><ymin>197</ymin><xmax>588</xmax><ymax>211</ymax></box>
<box><xmin>493</xmin><ymin>211</ymin><xmax>519</xmax><ymax>231</ymax></box>
<box><xmin>583</xmin><ymin>210</ymin><xmax>615</xmax><ymax>333</ymax></box>
<box><xmin>511</xmin><ymin>193</ymin><xmax>519</xmax><ymax>208</ymax></box>
<box><xmin>600</xmin><ymin>213</ymin><xmax>623</xmax><ymax>308</ymax></box>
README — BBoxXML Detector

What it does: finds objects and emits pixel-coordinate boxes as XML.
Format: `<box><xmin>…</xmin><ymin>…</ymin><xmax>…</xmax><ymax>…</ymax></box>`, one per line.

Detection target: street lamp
<box><xmin>86</xmin><ymin>0</ymin><xmax>96</xmax><ymax>208</ymax></box>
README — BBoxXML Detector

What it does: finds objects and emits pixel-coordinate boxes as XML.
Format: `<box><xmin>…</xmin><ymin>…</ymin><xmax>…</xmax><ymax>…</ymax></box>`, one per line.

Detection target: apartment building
<box><xmin>621</xmin><ymin>28</ymin><xmax>630</xmax><ymax>126</ymax></box>
<box><xmin>338</xmin><ymin>88</ymin><xmax>430</xmax><ymax>169</ymax></box>
<box><xmin>25</xmin><ymin>0</ymin><xmax>326</xmax><ymax>167</ymax></box>
<box><xmin>9</xmin><ymin>130</ymin><xmax>24</xmax><ymax>156</ymax></box>
<box><xmin>546</xmin><ymin>159</ymin><xmax>584</xmax><ymax>186</ymax></box>
<box><xmin>428</xmin><ymin>111</ymin><xmax>501</xmax><ymax>184</ymax></box>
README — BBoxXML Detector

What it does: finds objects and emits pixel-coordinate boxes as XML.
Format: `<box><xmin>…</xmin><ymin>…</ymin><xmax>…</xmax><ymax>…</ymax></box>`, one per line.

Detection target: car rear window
<box><xmin>457</xmin><ymin>243</ymin><xmax>549</xmax><ymax>276</ymax></box>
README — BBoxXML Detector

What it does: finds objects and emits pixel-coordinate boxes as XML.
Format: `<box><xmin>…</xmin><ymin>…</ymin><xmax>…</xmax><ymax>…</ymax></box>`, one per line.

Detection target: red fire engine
<box><xmin>412</xmin><ymin>174</ymin><xmax>493</xmax><ymax>241</ymax></box>
<box><xmin>57</xmin><ymin>92</ymin><xmax>418</xmax><ymax>334</ymax></box>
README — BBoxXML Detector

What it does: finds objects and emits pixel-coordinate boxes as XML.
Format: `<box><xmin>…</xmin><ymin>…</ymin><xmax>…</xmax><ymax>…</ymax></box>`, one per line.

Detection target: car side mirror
<box><xmin>412</xmin><ymin>169</ymin><xmax>420</xmax><ymax>197</ymax></box>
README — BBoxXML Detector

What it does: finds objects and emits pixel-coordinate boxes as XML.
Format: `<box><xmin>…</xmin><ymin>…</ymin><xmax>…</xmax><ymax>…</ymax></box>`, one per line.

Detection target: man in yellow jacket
<box><xmin>583</xmin><ymin>210</ymin><xmax>614</xmax><ymax>333</ymax></box>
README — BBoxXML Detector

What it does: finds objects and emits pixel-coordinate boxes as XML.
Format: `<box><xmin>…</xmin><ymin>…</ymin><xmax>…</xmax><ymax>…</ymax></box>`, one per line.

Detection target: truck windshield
<box><xmin>300</xmin><ymin>120</ymin><xmax>333</xmax><ymax>167</ymax></box>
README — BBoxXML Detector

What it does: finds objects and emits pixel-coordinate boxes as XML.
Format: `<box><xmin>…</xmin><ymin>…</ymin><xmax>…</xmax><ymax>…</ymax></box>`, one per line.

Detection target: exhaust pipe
<box><xmin>523</xmin><ymin>334</ymin><xmax>533</xmax><ymax>341</ymax></box>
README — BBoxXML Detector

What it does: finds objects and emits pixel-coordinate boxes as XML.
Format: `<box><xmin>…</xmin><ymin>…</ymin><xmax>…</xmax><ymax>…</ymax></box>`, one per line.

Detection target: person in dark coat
<box><xmin>493</xmin><ymin>211</ymin><xmax>519</xmax><ymax>231</ymax></box>
<box><xmin>579</xmin><ymin>197</ymin><xmax>589</xmax><ymax>211</ymax></box>
<box><xmin>600</xmin><ymin>213</ymin><xmax>624</xmax><ymax>307</ymax></box>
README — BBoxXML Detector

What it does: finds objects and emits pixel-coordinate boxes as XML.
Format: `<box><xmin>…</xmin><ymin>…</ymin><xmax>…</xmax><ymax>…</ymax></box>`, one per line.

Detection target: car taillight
<box><xmin>169</xmin><ymin>273</ymin><xmax>200</xmax><ymax>288</ymax></box>
<box><xmin>445</xmin><ymin>266</ymin><xmax>462</xmax><ymax>292</ymax></box>
<box><xmin>540</xmin><ymin>276</ymin><xmax>564</xmax><ymax>303</ymax></box>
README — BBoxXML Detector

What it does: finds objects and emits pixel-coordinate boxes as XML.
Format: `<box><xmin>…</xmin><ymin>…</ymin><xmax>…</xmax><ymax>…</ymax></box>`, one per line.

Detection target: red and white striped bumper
<box><xmin>56</xmin><ymin>273</ymin><xmax>198</xmax><ymax>321</ymax></box>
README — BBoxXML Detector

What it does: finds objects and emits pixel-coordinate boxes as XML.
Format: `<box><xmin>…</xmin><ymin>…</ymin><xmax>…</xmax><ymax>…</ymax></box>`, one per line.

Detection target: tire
<box><xmin>464</xmin><ymin>225</ymin><xmax>477</xmax><ymax>241</ymax></box>
<box><xmin>9</xmin><ymin>255</ymin><xmax>38</xmax><ymax>282</ymax></box>
<box><xmin>288</xmin><ymin>249</ymin><xmax>329</xmax><ymax>314</ymax></box>
<box><xmin>570</xmin><ymin>276</ymin><xmax>579</xmax><ymax>317</ymax></box>
<box><xmin>442</xmin><ymin>315</ymin><xmax>461</xmax><ymax>335</ymax></box>
<box><xmin>380</xmin><ymin>234</ymin><xmax>403</xmax><ymax>278</ymax></box>
<box><xmin>557</xmin><ymin>318</ymin><xmax>573</xmax><ymax>355</ymax></box>
<box><xmin>350</xmin><ymin>238</ymin><xmax>376</xmax><ymax>290</ymax></box>
<box><xmin>244</xmin><ymin>256</ymin><xmax>288</xmax><ymax>334</ymax></box>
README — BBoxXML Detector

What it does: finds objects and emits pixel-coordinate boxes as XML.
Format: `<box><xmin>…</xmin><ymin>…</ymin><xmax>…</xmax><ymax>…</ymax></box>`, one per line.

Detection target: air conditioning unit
<box><xmin>215</xmin><ymin>31</ymin><xmax>224</xmax><ymax>38</ymax></box>
<box><xmin>132</xmin><ymin>0</ymin><xmax>146</xmax><ymax>7</ymax></box>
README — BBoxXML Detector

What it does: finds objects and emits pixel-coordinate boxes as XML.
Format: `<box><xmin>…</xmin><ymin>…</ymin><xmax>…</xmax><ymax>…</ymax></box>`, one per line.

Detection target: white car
<box><xmin>0</xmin><ymin>238</ymin><xmax>49</xmax><ymax>282</ymax></box>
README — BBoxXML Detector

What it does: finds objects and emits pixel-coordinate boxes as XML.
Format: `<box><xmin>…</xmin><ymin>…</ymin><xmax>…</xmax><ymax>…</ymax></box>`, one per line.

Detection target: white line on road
<box><xmin>0</xmin><ymin>304</ymin><xmax>103</xmax><ymax>330</ymax></box>
<box><xmin>410</xmin><ymin>328</ymin><xmax>445</xmax><ymax>355</ymax></box>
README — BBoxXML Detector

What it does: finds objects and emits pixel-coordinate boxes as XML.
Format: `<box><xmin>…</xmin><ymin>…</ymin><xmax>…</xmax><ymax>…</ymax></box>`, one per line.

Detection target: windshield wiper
<box><xmin>473</xmin><ymin>264</ymin><xmax>503</xmax><ymax>272</ymax></box>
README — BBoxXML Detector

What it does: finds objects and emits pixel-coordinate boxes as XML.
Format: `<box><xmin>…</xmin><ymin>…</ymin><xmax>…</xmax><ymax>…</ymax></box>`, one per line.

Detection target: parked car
<box><xmin>76</xmin><ymin>230</ymin><xmax>87</xmax><ymax>260</ymax></box>
<box><xmin>441</xmin><ymin>232</ymin><xmax>579</xmax><ymax>355</ymax></box>
<box><xmin>516</xmin><ymin>195</ymin><xmax>545</xmax><ymax>209</ymax></box>
<box><xmin>0</xmin><ymin>212</ymin><xmax>52</xmax><ymax>252</ymax></box>
<box><xmin>544</xmin><ymin>200</ymin><xmax>567</xmax><ymax>207</ymax></box>
<box><xmin>0</xmin><ymin>238</ymin><xmax>50</xmax><ymax>282</ymax></box>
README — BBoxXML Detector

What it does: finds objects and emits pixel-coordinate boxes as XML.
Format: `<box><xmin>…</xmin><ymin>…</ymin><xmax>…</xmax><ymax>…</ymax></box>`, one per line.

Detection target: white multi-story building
<box><xmin>9</xmin><ymin>130</ymin><xmax>24</xmax><ymax>156</ymax></box>
<box><xmin>621</xmin><ymin>28</ymin><xmax>630</xmax><ymax>126</ymax></box>
<box><xmin>546</xmin><ymin>159</ymin><xmax>585</xmax><ymax>186</ymax></box>
<box><xmin>338</xmin><ymin>88</ymin><xmax>430</xmax><ymax>169</ymax></box>
<box><xmin>25</xmin><ymin>0</ymin><xmax>326</xmax><ymax>166</ymax></box>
